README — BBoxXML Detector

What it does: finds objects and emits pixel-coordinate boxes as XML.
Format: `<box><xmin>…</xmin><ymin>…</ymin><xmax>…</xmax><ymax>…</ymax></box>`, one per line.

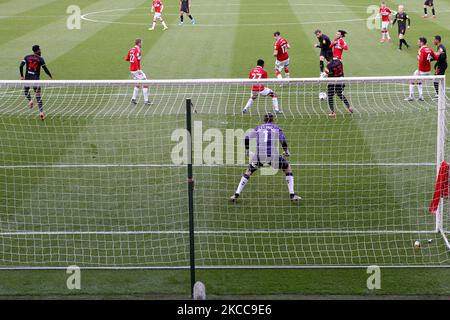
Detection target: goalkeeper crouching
<box><xmin>230</xmin><ymin>113</ymin><xmax>301</xmax><ymax>202</ymax></box>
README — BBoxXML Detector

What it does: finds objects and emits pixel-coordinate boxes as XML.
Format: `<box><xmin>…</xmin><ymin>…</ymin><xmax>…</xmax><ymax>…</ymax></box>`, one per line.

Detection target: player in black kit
<box><xmin>433</xmin><ymin>35</ymin><xmax>447</xmax><ymax>97</ymax></box>
<box><xmin>423</xmin><ymin>0</ymin><xmax>436</xmax><ymax>18</ymax></box>
<box><xmin>392</xmin><ymin>5</ymin><xmax>411</xmax><ymax>50</ymax></box>
<box><xmin>325</xmin><ymin>58</ymin><xmax>353</xmax><ymax>117</ymax></box>
<box><xmin>19</xmin><ymin>45</ymin><xmax>53</xmax><ymax>120</ymax></box>
<box><xmin>314</xmin><ymin>30</ymin><xmax>333</xmax><ymax>73</ymax></box>
<box><xmin>179</xmin><ymin>0</ymin><xmax>195</xmax><ymax>25</ymax></box>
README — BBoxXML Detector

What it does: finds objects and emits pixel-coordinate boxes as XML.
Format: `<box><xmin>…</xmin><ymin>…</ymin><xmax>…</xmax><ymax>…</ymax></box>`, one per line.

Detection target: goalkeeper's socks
<box><xmin>285</xmin><ymin>173</ymin><xmax>294</xmax><ymax>195</ymax></box>
<box><xmin>424</xmin><ymin>8</ymin><xmax>428</xmax><ymax>15</ymax></box>
<box><xmin>235</xmin><ymin>174</ymin><xmax>250</xmax><ymax>195</ymax></box>
<box><xmin>188</xmin><ymin>15</ymin><xmax>193</xmax><ymax>20</ymax></box>
<box><xmin>432</xmin><ymin>8</ymin><xmax>435</xmax><ymax>16</ymax></box>
<box><xmin>180</xmin><ymin>16</ymin><xmax>184</xmax><ymax>22</ymax></box>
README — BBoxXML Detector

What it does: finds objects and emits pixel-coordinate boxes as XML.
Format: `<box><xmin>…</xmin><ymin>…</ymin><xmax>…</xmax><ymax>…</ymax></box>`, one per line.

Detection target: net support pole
<box><xmin>186</xmin><ymin>98</ymin><xmax>196</xmax><ymax>296</ymax></box>
<box><xmin>436</xmin><ymin>78</ymin><xmax>450</xmax><ymax>250</ymax></box>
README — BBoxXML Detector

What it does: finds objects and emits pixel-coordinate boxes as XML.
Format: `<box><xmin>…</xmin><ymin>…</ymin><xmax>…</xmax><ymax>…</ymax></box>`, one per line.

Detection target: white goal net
<box><xmin>0</xmin><ymin>76</ymin><xmax>448</xmax><ymax>269</ymax></box>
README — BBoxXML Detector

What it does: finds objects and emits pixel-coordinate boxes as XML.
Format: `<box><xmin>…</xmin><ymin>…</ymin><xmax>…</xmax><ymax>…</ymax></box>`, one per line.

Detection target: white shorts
<box><xmin>413</xmin><ymin>70</ymin><xmax>431</xmax><ymax>76</ymax></box>
<box><xmin>275</xmin><ymin>59</ymin><xmax>289</xmax><ymax>72</ymax></box>
<box><xmin>381</xmin><ymin>21</ymin><xmax>390</xmax><ymax>30</ymax></box>
<box><xmin>251</xmin><ymin>87</ymin><xmax>273</xmax><ymax>98</ymax></box>
<box><xmin>154</xmin><ymin>12</ymin><xmax>162</xmax><ymax>20</ymax></box>
<box><xmin>131</xmin><ymin>70</ymin><xmax>147</xmax><ymax>80</ymax></box>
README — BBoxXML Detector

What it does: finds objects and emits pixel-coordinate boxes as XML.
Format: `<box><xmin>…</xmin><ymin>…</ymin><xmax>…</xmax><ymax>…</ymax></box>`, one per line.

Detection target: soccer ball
<box><xmin>319</xmin><ymin>92</ymin><xmax>327</xmax><ymax>100</ymax></box>
<box><xmin>414</xmin><ymin>240</ymin><xmax>421</xmax><ymax>248</ymax></box>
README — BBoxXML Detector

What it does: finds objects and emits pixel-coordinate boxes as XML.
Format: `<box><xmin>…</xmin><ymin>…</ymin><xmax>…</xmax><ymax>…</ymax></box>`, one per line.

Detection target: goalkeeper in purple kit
<box><xmin>230</xmin><ymin>113</ymin><xmax>301</xmax><ymax>202</ymax></box>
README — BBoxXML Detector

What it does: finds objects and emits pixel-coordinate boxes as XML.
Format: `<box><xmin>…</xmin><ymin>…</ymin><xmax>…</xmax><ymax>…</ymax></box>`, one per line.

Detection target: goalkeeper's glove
<box><xmin>283</xmin><ymin>150</ymin><xmax>290</xmax><ymax>158</ymax></box>
<box><xmin>320</xmin><ymin>72</ymin><xmax>328</xmax><ymax>78</ymax></box>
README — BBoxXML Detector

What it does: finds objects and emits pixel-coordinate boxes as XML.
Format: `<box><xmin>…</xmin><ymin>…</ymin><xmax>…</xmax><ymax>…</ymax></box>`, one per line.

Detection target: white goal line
<box><xmin>0</xmin><ymin>162</ymin><xmax>435</xmax><ymax>169</ymax></box>
<box><xmin>0</xmin><ymin>230</ymin><xmax>435</xmax><ymax>236</ymax></box>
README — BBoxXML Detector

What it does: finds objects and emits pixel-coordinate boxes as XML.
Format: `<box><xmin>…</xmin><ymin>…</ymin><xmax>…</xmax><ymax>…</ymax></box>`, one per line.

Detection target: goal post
<box><xmin>0</xmin><ymin>76</ymin><xmax>448</xmax><ymax>271</ymax></box>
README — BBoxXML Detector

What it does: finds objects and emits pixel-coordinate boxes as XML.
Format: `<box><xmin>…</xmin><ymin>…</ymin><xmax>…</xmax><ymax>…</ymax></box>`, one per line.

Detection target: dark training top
<box><xmin>392</xmin><ymin>12</ymin><xmax>411</xmax><ymax>30</ymax></box>
<box><xmin>436</xmin><ymin>44</ymin><xmax>447</xmax><ymax>68</ymax></box>
<box><xmin>19</xmin><ymin>54</ymin><xmax>52</xmax><ymax>79</ymax></box>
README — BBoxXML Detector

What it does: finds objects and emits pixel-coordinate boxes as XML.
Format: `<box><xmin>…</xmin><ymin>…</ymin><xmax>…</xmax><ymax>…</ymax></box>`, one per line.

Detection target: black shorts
<box><xmin>320</xmin><ymin>50</ymin><xmax>333</xmax><ymax>61</ymax></box>
<box><xmin>327</xmin><ymin>83</ymin><xmax>346</xmax><ymax>96</ymax></box>
<box><xmin>398</xmin><ymin>26</ymin><xmax>406</xmax><ymax>35</ymax></box>
<box><xmin>248</xmin><ymin>155</ymin><xmax>289</xmax><ymax>172</ymax></box>
<box><xmin>435</xmin><ymin>64</ymin><xmax>447</xmax><ymax>75</ymax></box>
<box><xmin>424</xmin><ymin>0</ymin><xmax>433</xmax><ymax>6</ymax></box>
<box><xmin>180</xmin><ymin>3</ymin><xmax>189</xmax><ymax>13</ymax></box>
<box><xmin>24</xmin><ymin>74</ymin><xmax>41</xmax><ymax>92</ymax></box>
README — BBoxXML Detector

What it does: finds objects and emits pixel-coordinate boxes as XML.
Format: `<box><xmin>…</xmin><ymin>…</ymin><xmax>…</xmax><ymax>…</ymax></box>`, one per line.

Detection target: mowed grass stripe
<box><xmin>141</xmin><ymin>0</ymin><xmax>242</xmax><ymax>79</ymax></box>
<box><xmin>0</xmin><ymin>0</ymin><xmax>148</xmax><ymax>79</ymax></box>
<box><xmin>0</xmin><ymin>0</ymin><xmax>59</xmax><ymax>19</ymax></box>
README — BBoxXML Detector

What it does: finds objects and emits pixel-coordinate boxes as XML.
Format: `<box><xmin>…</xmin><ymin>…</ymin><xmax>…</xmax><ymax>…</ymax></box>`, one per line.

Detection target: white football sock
<box><xmin>418</xmin><ymin>84</ymin><xmax>423</xmax><ymax>96</ymax></box>
<box><xmin>285</xmin><ymin>73</ymin><xmax>290</xmax><ymax>79</ymax></box>
<box><xmin>272</xmin><ymin>97</ymin><xmax>279</xmax><ymax>112</ymax></box>
<box><xmin>235</xmin><ymin>175</ymin><xmax>249</xmax><ymax>194</ymax></box>
<box><xmin>162</xmin><ymin>21</ymin><xmax>168</xmax><ymax>28</ymax></box>
<box><xmin>286</xmin><ymin>175</ymin><xmax>294</xmax><ymax>194</ymax></box>
<box><xmin>409</xmin><ymin>84</ymin><xmax>415</xmax><ymax>97</ymax></box>
<box><xmin>244</xmin><ymin>98</ymin><xmax>254</xmax><ymax>111</ymax></box>
<box><xmin>132</xmin><ymin>87</ymin><xmax>139</xmax><ymax>100</ymax></box>
<box><xmin>143</xmin><ymin>87</ymin><xmax>149</xmax><ymax>102</ymax></box>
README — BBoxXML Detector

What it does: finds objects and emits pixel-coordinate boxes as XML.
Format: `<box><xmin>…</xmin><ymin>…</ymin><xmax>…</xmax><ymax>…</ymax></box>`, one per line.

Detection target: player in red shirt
<box><xmin>329</xmin><ymin>30</ymin><xmax>348</xmax><ymax>60</ymax></box>
<box><xmin>124</xmin><ymin>39</ymin><xmax>151</xmax><ymax>105</ymax></box>
<box><xmin>149</xmin><ymin>0</ymin><xmax>168</xmax><ymax>31</ymax></box>
<box><xmin>242</xmin><ymin>59</ymin><xmax>281</xmax><ymax>114</ymax></box>
<box><xmin>378</xmin><ymin>1</ymin><xmax>393</xmax><ymax>43</ymax></box>
<box><xmin>406</xmin><ymin>37</ymin><xmax>437</xmax><ymax>101</ymax></box>
<box><xmin>273</xmin><ymin>31</ymin><xmax>291</xmax><ymax>79</ymax></box>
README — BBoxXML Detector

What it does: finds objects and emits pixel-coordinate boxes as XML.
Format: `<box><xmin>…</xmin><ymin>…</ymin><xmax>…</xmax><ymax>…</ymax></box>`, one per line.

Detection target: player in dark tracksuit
<box><xmin>433</xmin><ymin>35</ymin><xmax>447</xmax><ymax>97</ymax></box>
<box><xmin>179</xmin><ymin>0</ymin><xmax>195</xmax><ymax>25</ymax></box>
<box><xmin>19</xmin><ymin>45</ymin><xmax>52</xmax><ymax>120</ymax></box>
<box><xmin>314</xmin><ymin>30</ymin><xmax>333</xmax><ymax>73</ymax></box>
<box><xmin>392</xmin><ymin>6</ymin><xmax>411</xmax><ymax>50</ymax></box>
<box><xmin>325</xmin><ymin>58</ymin><xmax>353</xmax><ymax>117</ymax></box>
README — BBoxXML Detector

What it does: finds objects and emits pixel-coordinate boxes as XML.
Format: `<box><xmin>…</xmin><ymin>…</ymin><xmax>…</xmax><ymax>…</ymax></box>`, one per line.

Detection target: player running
<box><xmin>230</xmin><ymin>112</ymin><xmax>301</xmax><ymax>203</ymax></box>
<box><xmin>19</xmin><ymin>45</ymin><xmax>53</xmax><ymax>121</ymax></box>
<box><xmin>323</xmin><ymin>58</ymin><xmax>353</xmax><ymax>117</ymax></box>
<box><xmin>378</xmin><ymin>1</ymin><xmax>393</xmax><ymax>43</ymax></box>
<box><xmin>242</xmin><ymin>59</ymin><xmax>282</xmax><ymax>114</ymax></box>
<box><xmin>392</xmin><ymin>5</ymin><xmax>411</xmax><ymax>50</ymax></box>
<box><xmin>329</xmin><ymin>30</ymin><xmax>348</xmax><ymax>60</ymax></box>
<box><xmin>423</xmin><ymin>0</ymin><xmax>436</xmax><ymax>18</ymax></box>
<box><xmin>125</xmin><ymin>39</ymin><xmax>151</xmax><ymax>105</ymax></box>
<box><xmin>273</xmin><ymin>31</ymin><xmax>290</xmax><ymax>79</ymax></box>
<box><xmin>405</xmin><ymin>37</ymin><xmax>437</xmax><ymax>101</ymax></box>
<box><xmin>433</xmin><ymin>35</ymin><xmax>447</xmax><ymax>98</ymax></box>
<box><xmin>314</xmin><ymin>29</ymin><xmax>333</xmax><ymax>73</ymax></box>
<box><xmin>179</xmin><ymin>0</ymin><xmax>195</xmax><ymax>25</ymax></box>
<box><xmin>149</xmin><ymin>0</ymin><xmax>168</xmax><ymax>31</ymax></box>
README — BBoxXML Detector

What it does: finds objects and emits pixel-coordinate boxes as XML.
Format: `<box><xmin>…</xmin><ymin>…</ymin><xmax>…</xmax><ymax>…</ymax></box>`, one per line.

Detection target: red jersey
<box><xmin>274</xmin><ymin>38</ymin><xmax>289</xmax><ymax>61</ymax></box>
<box><xmin>418</xmin><ymin>46</ymin><xmax>437</xmax><ymax>72</ymax></box>
<box><xmin>126</xmin><ymin>45</ymin><xmax>141</xmax><ymax>72</ymax></box>
<box><xmin>152</xmin><ymin>0</ymin><xmax>163</xmax><ymax>13</ymax></box>
<box><xmin>330</xmin><ymin>38</ymin><xmax>348</xmax><ymax>60</ymax></box>
<box><xmin>249</xmin><ymin>66</ymin><xmax>268</xmax><ymax>92</ymax></box>
<box><xmin>379</xmin><ymin>7</ymin><xmax>392</xmax><ymax>22</ymax></box>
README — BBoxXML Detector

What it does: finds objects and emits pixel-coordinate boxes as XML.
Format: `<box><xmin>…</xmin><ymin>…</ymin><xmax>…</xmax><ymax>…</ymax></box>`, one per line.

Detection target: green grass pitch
<box><xmin>0</xmin><ymin>0</ymin><xmax>450</xmax><ymax>298</ymax></box>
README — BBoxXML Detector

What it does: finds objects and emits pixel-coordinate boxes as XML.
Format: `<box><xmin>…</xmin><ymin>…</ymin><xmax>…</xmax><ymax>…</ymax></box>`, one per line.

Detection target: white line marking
<box><xmin>0</xmin><ymin>163</ymin><xmax>435</xmax><ymax>169</ymax></box>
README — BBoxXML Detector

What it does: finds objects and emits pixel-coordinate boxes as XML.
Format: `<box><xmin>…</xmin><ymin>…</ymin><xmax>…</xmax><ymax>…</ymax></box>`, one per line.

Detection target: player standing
<box><xmin>314</xmin><ymin>29</ymin><xmax>333</xmax><ymax>73</ymax></box>
<box><xmin>329</xmin><ymin>30</ymin><xmax>348</xmax><ymax>60</ymax></box>
<box><xmin>405</xmin><ymin>37</ymin><xmax>437</xmax><ymax>101</ymax></box>
<box><xmin>392</xmin><ymin>5</ymin><xmax>411</xmax><ymax>50</ymax></box>
<box><xmin>125</xmin><ymin>39</ymin><xmax>151</xmax><ymax>105</ymax></box>
<box><xmin>324</xmin><ymin>58</ymin><xmax>353</xmax><ymax>117</ymax></box>
<box><xmin>179</xmin><ymin>0</ymin><xmax>195</xmax><ymax>25</ymax></box>
<box><xmin>230</xmin><ymin>112</ymin><xmax>301</xmax><ymax>202</ymax></box>
<box><xmin>149</xmin><ymin>0</ymin><xmax>168</xmax><ymax>31</ymax></box>
<box><xmin>423</xmin><ymin>0</ymin><xmax>436</xmax><ymax>18</ymax></box>
<box><xmin>273</xmin><ymin>31</ymin><xmax>290</xmax><ymax>79</ymax></box>
<box><xmin>378</xmin><ymin>2</ymin><xmax>392</xmax><ymax>43</ymax></box>
<box><xmin>243</xmin><ymin>59</ymin><xmax>282</xmax><ymax>114</ymax></box>
<box><xmin>433</xmin><ymin>35</ymin><xmax>447</xmax><ymax>97</ymax></box>
<box><xmin>19</xmin><ymin>45</ymin><xmax>53</xmax><ymax>121</ymax></box>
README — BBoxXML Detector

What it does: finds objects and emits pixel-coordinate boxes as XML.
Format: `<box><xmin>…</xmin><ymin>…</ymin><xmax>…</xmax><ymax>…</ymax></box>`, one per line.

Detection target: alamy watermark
<box><xmin>66</xmin><ymin>5</ymin><xmax>81</xmax><ymax>30</ymax></box>
<box><xmin>66</xmin><ymin>265</ymin><xmax>81</xmax><ymax>290</ymax></box>
<box><xmin>366</xmin><ymin>265</ymin><xmax>381</xmax><ymax>290</ymax></box>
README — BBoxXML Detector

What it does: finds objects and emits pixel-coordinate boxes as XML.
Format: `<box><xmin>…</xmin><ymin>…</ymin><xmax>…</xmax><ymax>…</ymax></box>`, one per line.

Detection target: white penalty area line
<box><xmin>0</xmin><ymin>230</ymin><xmax>436</xmax><ymax>236</ymax></box>
<box><xmin>0</xmin><ymin>163</ymin><xmax>435</xmax><ymax>169</ymax></box>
